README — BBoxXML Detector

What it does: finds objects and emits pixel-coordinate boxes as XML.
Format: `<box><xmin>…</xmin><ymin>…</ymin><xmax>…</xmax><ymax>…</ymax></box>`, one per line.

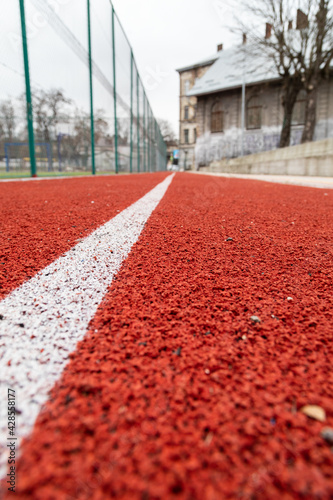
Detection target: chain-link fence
<box><xmin>0</xmin><ymin>0</ymin><xmax>167</xmax><ymax>177</ymax></box>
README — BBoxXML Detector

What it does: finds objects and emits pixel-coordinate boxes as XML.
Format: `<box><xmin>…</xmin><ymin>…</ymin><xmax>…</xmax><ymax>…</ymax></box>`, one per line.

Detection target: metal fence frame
<box><xmin>17</xmin><ymin>0</ymin><xmax>167</xmax><ymax>177</ymax></box>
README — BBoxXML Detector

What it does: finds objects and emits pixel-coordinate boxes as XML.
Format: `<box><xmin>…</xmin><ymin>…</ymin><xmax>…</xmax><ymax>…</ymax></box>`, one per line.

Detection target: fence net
<box><xmin>0</xmin><ymin>2</ymin><xmax>26</xmax><ymax>175</ymax></box>
<box><xmin>1</xmin><ymin>0</ymin><xmax>166</xmax><ymax>177</ymax></box>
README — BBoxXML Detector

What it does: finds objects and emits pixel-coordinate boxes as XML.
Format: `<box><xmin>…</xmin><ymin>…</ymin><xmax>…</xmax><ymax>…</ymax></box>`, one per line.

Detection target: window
<box><xmin>184</xmin><ymin>129</ymin><xmax>189</xmax><ymax>144</ymax></box>
<box><xmin>184</xmin><ymin>80</ymin><xmax>190</xmax><ymax>95</ymax></box>
<box><xmin>194</xmin><ymin>128</ymin><xmax>197</xmax><ymax>142</ymax></box>
<box><xmin>184</xmin><ymin>106</ymin><xmax>189</xmax><ymax>120</ymax></box>
<box><xmin>292</xmin><ymin>90</ymin><xmax>306</xmax><ymax>125</ymax></box>
<box><xmin>211</xmin><ymin>102</ymin><xmax>223</xmax><ymax>133</ymax></box>
<box><xmin>246</xmin><ymin>96</ymin><xmax>262</xmax><ymax>130</ymax></box>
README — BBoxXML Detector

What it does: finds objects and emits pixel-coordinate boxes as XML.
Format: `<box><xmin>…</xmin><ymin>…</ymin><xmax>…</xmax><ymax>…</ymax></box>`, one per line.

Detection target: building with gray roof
<box><xmin>178</xmin><ymin>45</ymin><xmax>333</xmax><ymax>169</ymax></box>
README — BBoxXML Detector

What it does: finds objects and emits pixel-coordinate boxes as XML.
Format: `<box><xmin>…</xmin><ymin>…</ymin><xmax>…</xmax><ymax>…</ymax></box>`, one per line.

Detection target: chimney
<box><xmin>265</xmin><ymin>23</ymin><xmax>272</xmax><ymax>39</ymax></box>
<box><xmin>217</xmin><ymin>44</ymin><xmax>223</xmax><ymax>52</ymax></box>
<box><xmin>296</xmin><ymin>9</ymin><xmax>308</xmax><ymax>29</ymax></box>
<box><xmin>242</xmin><ymin>33</ymin><xmax>247</xmax><ymax>45</ymax></box>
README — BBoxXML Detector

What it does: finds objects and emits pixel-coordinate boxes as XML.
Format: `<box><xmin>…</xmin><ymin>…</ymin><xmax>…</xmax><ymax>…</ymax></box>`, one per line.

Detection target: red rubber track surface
<box><xmin>0</xmin><ymin>173</ymin><xmax>168</xmax><ymax>300</ymax></box>
<box><xmin>3</xmin><ymin>173</ymin><xmax>333</xmax><ymax>499</ymax></box>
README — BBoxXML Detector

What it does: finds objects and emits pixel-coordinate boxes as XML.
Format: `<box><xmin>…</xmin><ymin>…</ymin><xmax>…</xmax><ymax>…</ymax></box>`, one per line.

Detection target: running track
<box><xmin>0</xmin><ymin>172</ymin><xmax>332</xmax><ymax>499</ymax></box>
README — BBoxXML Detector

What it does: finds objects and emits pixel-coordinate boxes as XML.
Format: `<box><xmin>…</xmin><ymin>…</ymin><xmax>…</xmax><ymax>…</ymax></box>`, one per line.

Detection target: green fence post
<box><xmin>19</xmin><ymin>0</ymin><xmax>37</xmax><ymax>177</ymax></box>
<box><xmin>150</xmin><ymin>107</ymin><xmax>152</xmax><ymax>173</ymax></box>
<box><xmin>147</xmin><ymin>100</ymin><xmax>150</xmax><ymax>172</ymax></box>
<box><xmin>143</xmin><ymin>93</ymin><xmax>146</xmax><ymax>172</ymax></box>
<box><xmin>151</xmin><ymin>107</ymin><xmax>153</xmax><ymax>173</ymax></box>
<box><xmin>112</xmin><ymin>6</ymin><xmax>119</xmax><ymax>174</ymax></box>
<box><xmin>157</xmin><ymin>127</ymin><xmax>160</xmax><ymax>172</ymax></box>
<box><xmin>87</xmin><ymin>0</ymin><xmax>95</xmax><ymax>175</ymax></box>
<box><xmin>130</xmin><ymin>50</ymin><xmax>133</xmax><ymax>173</ymax></box>
<box><xmin>137</xmin><ymin>70</ymin><xmax>140</xmax><ymax>173</ymax></box>
<box><xmin>146</xmin><ymin>100</ymin><xmax>149</xmax><ymax>172</ymax></box>
<box><xmin>154</xmin><ymin>120</ymin><xmax>157</xmax><ymax>172</ymax></box>
<box><xmin>145</xmin><ymin>96</ymin><xmax>149</xmax><ymax>172</ymax></box>
<box><xmin>152</xmin><ymin>113</ymin><xmax>154</xmax><ymax>170</ymax></box>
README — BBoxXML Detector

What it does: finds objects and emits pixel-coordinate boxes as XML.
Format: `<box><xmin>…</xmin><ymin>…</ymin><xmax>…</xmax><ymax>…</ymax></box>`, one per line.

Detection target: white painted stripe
<box><xmin>0</xmin><ymin>173</ymin><xmax>131</xmax><ymax>182</ymax></box>
<box><xmin>191</xmin><ymin>171</ymin><xmax>333</xmax><ymax>189</ymax></box>
<box><xmin>0</xmin><ymin>174</ymin><xmax>174</xmax><ymax>477</ymax></box>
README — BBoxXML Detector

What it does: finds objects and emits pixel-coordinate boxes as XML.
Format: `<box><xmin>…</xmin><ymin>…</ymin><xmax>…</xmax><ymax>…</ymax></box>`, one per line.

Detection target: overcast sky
<box><xmin>112</xmin><ymin>0</ymin><xmax>239</xmax><ymax>136</ymax></box>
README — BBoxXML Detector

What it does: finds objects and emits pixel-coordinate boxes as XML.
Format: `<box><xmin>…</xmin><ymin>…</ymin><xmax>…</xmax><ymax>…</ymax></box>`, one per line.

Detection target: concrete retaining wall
<box><xmin>200</xmin><ymin>137</ymin><xmax>333</xmax><ymax>177</ymax></box>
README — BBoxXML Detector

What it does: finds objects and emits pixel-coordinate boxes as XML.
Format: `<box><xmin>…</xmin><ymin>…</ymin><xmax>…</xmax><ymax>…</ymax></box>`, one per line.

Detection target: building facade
<box><xmin>183</xmin><ymin>46</ymin><xmax>333</xmax><ymax>169</ymax></box>
<box><xmin>176</xmin><ymin>47</ymin><xmax>223</xmax><ymax>170</ymax></box>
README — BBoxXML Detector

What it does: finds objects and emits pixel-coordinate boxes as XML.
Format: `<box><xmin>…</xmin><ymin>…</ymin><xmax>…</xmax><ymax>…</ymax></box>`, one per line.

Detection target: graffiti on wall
<box><xmin>194</xmin><ymin>125</ymin><xmax>323</xmax><ymax>168</ymax></box>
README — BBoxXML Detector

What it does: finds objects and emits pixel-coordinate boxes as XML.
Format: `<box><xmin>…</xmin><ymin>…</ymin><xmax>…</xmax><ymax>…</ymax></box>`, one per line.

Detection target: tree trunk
<box><xmin>279</xmin><ymin>83</ymin><xmax>301</xmax><ymax>148</ymax></box>
<box><xmin>301</xmin><ymin>81</ymin><xmax>318</xmax><ymax>143</ymax></box>
<box><xmin>279</xmin><ymin>108</ymin><xmax>293</xmax><ymax>148</ymax></box>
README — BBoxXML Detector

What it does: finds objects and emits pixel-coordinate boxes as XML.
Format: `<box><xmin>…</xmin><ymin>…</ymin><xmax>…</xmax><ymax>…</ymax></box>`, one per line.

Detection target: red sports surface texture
<box><xmin>2</xmin><ymin>173</ymin><xmax>333</xmax><ymax>499</ymax></box>
<box><xmin>0</xmin><ymin>173</ymin><xmax>168</xmax><ymax>300</ymax></box>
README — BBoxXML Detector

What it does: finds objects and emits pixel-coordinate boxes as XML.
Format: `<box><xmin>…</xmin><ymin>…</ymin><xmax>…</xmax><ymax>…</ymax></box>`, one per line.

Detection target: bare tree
<box><xmin>30</xmin><ymin>89</ymin><xmax>71</xmax><ymax>169</ymax></box>
<box><xmin>33</xmin><ymin>89</ymin><xmax>71</xmax><ymax>143</ymax></box>
<box><xmin>62</xmin><ymin>108</ymin><xmax>109</xmax><ymax>168</ymax></box>
<box><xmin>117</xmin><ymin>118</ymin><xmax>130</xmax><ymax>146</ymax></box>
<box><xmin>157</xmin><ymin>119</ymin><xmax>178</xmax><ymax>146</ymax></box>
<box><xmin>0</xmin><ymin>99</ymin><xmax>16</xmax><ymax>141</ymax></box>
<box><xmin>297</xmin><ymin>0</ymin><xmax>333</xmax><ymax>142</ymax></box>
<box><xmin>235</xmin><ymin>0</ymin><xmax>333</xmax><ymax>146</ymax></box>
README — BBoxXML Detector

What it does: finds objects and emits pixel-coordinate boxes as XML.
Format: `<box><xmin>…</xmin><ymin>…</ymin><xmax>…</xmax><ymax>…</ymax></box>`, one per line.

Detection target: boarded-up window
<box><xmin>292</xmin><ymin>90</ymin><xmax>306</xmax><ymax>125</ymax></box>
<box><xmin>211</xmin><ymin>102</ymin><xmax>223</xmax><ymax>133</ymax></box>
<box><xmin>246</xmin><ymin>96</ymin><xmax>262</xmax><ymax>129</ymax></box>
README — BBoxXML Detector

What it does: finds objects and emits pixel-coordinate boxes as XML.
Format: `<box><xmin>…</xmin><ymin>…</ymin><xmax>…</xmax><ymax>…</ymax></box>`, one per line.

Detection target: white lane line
<box><xmin>0</xmin><ymin>173</ymin><xmax>131</xmax><ymax>182</ymax></box>
<box><xmin>0</xmin><ymin>174</ymin><xmax>174</xmax><ymax>477</ymax></box>
<box><xmin>190</xmin><ymin>171</ymin><xmax>333</xmax><ymax>189</ymax></box>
